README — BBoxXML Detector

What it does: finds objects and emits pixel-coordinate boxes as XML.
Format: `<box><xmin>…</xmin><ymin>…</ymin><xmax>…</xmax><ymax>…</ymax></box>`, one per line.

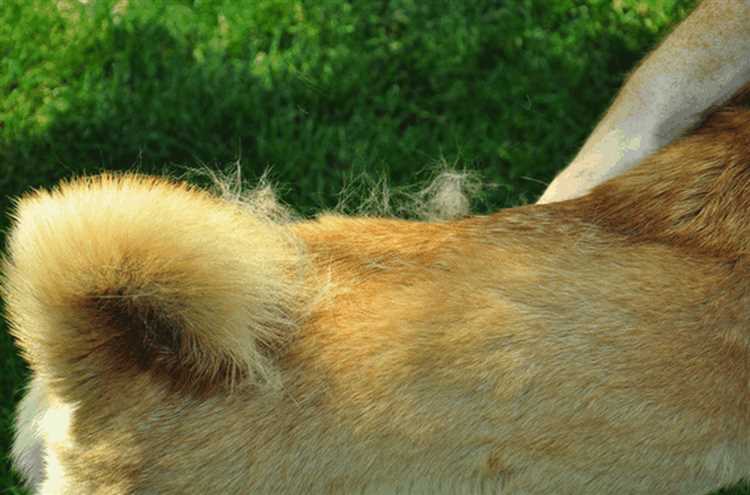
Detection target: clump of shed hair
<box><xmin>335</xmin><ymin>165</ymin><xmax>487</xmax><ymax>221</ymax></box>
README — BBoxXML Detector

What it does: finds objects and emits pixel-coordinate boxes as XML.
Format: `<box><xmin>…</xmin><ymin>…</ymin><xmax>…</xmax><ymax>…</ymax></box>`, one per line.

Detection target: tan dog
<box><xmin>8</xmin><ymin>97</ymin><xmax>750</xmax><ymax>493</ymax></box>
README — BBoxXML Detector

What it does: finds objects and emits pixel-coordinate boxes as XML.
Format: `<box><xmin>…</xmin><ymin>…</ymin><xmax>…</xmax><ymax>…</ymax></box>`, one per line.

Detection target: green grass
<box><xmin>3</xmin><ymin>0</ymin><xmax>749</xmax><ymax>493</ymax></box>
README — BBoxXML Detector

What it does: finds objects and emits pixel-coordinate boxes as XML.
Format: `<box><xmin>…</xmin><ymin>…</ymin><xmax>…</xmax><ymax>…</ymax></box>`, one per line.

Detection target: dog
<box><xmin>10</xmin><ymin>0</ymin><xmax>750</xmax><ymax>492</ymax></box>
<box><xmin>8</xmin><ymin>94</ymin><xmax>750</xmax><ymax>494</ymax></box>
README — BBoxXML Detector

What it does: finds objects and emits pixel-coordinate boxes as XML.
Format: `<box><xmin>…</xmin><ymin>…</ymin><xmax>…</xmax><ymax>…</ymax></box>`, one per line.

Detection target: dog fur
<box><xmin>8</xmin><ymin>101</ymin><xmax>750</xmax><ymax>493</ymax></box>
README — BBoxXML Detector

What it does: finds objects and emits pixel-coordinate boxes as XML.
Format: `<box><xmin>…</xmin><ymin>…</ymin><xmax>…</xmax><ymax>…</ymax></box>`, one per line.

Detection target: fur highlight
<box><xmin>3</xmin><ymin>174</ymin><xmax>308</xmax><ymax>398</ymax></box>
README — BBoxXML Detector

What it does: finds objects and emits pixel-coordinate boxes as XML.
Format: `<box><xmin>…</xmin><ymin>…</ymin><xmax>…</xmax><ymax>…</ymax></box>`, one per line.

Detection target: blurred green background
<box><xmin>5</xmin><ymin>0</ymin><xmax>748</xmax><ymax>493</ymax></box>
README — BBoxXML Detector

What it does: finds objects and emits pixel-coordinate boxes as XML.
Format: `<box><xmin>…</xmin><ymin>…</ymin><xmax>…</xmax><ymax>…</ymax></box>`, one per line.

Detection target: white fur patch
<box><xmin>12</xmin><ymin>376</ymin><xmax>50</xmax><ymax>491</ymax></box>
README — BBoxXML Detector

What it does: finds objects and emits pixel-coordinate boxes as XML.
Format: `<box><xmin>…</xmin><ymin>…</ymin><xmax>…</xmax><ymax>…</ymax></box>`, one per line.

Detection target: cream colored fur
<box><xmin>8</xmin><ymin>102</ymin><xmax>750</xmax><ymax>493</ymax></box>
<box><xmin>10</xmin><ymin>1</ymin><xmax>750</xmax><ymax>491</ymax></box>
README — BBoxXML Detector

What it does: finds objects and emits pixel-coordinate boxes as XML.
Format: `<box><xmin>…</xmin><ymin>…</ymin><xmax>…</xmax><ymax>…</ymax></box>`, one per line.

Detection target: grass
<box><xmin>3</xmin><ymin>0</ymin><xmax>748</xmax><ymax>493</ymax></box>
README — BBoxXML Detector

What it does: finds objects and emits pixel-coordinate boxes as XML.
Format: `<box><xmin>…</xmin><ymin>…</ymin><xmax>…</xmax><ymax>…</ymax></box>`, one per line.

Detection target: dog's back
<box><xmin>8</xmin><ymin>105</ymin><xmax>750</xmax><ymax>494</ymax></box>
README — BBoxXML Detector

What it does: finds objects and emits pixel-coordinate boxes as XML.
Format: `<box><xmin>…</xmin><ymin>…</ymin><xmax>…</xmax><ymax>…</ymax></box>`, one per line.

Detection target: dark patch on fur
<box><xmin>89</xmin><ymin>289</ymin><xmax>243</xmax><ymax>397</ymax></box>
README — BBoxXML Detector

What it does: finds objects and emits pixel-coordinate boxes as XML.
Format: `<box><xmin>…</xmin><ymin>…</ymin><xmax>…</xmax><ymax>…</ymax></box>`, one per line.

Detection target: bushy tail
<box><xmin>3</xmin><ymin>174</ymin><xmax>307</xmax><ymax>396</ymax></box>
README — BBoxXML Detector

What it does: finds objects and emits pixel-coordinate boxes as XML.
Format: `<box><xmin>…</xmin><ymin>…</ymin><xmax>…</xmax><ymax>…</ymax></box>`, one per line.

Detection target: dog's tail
<box><xmin>3</xmin><ymin>174</ymin><xmax>307</xmax><ymax>397</ymax></box>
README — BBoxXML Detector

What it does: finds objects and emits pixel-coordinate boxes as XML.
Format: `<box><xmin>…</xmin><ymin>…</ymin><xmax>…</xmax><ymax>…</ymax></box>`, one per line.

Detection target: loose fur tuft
<box><xmin>336</xmin><ymin>167</ymin><xmax>487</xmax><ymax>220</ymax></box>
<box><xmin>2</xmin><ymin>174</ymin><xmax>307</xmax><ymax>398</ymax></box>
<box><xmin>410</xmin><ymin>169</ymin><xmax>485</xmax><ymax>221</ymax></box>
<box><xmin>184</xmin><ymin>165</ymin><xmax>298</xmax><ymax>224</ymax></box>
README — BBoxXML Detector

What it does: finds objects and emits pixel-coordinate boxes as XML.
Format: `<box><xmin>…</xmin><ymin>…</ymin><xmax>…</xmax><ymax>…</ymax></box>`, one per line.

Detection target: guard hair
<box><xmin>2</xmin><ymin>173</ymin><xmax>308</xmax><ymax>398</ymax></box>
<box><xmin>2</xmin><ymin>164</ymin><xmax>484</xmax><ymax>400</ymax></box>
<box><xmin>335</xmin><ymin>166</ymin><xmax>487</xmax><ymax>220</ymax></box>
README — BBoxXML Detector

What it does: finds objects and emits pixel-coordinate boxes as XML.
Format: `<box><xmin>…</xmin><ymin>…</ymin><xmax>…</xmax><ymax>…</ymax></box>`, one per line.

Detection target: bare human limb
<box><xmin>537</xmin><ymin>0</ymin><xmax>750</xmax><ymax>204</ymax></box>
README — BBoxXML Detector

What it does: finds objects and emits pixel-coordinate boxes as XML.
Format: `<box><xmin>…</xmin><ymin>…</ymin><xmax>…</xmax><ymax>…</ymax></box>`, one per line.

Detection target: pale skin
<box><xmin>538</xmin><ymin>0</ymin><xmax>750</xmax><ymax>204</ymax></box>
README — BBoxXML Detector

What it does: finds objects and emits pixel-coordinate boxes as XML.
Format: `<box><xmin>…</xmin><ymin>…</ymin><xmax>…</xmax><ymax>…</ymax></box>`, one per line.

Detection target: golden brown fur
<box><xmin>8</xmin><ymin>104</ymin><xmax>750</xmax><ymax>494</ymax></box>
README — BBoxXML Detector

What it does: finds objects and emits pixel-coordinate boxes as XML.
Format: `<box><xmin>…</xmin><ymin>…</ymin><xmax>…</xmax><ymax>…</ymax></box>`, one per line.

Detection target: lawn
<box><xmin>3</xmin><ymin>0</ymin><xmax>748</xmax><ymax>493</ymax></box>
